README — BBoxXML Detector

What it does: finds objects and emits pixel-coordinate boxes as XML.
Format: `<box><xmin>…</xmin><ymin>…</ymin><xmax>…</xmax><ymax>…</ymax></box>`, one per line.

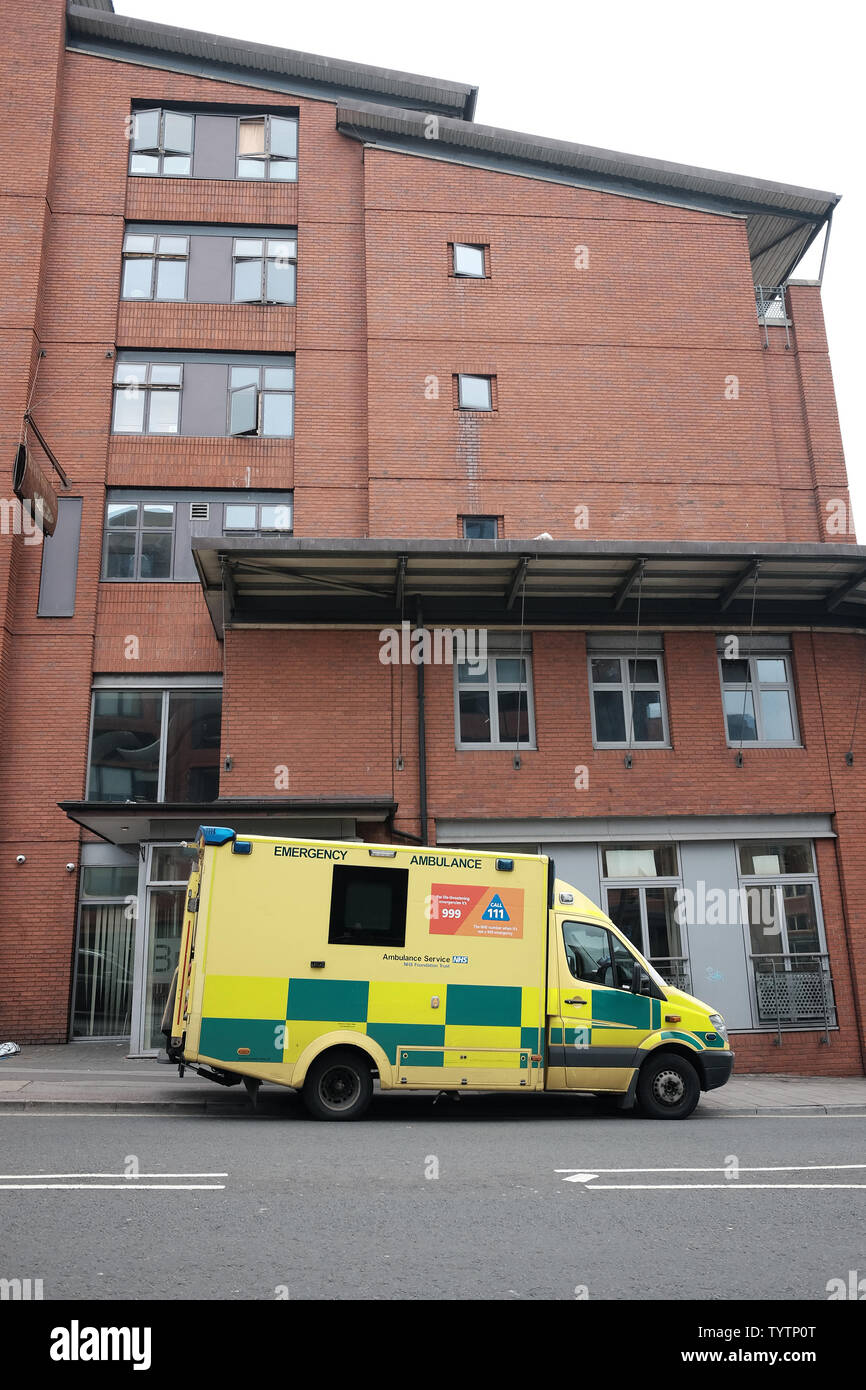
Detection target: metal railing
<box><xmin>749</xmin><ymin>952</ymin><xmax>835</xmax><ymax>1046</ymax></box>
<box><xmin>755</xmin><ymin>284</ymin><xmax>791</xmax><ymax>348</ymax></box>
<box><xmin>650</xmin><ymin>956</ymin><xmax>691</xmax><ymax>994</ymax></box>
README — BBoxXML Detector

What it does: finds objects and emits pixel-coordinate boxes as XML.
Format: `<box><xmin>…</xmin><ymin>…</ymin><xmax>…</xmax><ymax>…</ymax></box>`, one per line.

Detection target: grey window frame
<box><xmin>85</xmin><ymin>683</ymin><xmax>223</xmax><ymax>805</ymax></box>
<box><xmin>231</xmin><ymin>236</ymin><xmax>297</xmax><ymax>305</ymax></box>
<box><xmin>128</xmin><ymin>109</ymin><xmax>194</xmax><ymax>177</ymax></box>
<box><xmin>112</xmin><ymin>362</ymin><xmax>183</xmax><ymax>436</ymax></box>
<box><xmin>598</xmin><ymin>842</ymin><xmax>685</xmax><ymax>973</ymax></box>
<box><xmin>456</xmin><ymin>374</ymin><xmax>494</xmax><ymax>411</ymax></box>
<box><xmin>451</xmin><ymin>242</ymin><xmax>488</xmax><ymax>278</ymax></box>
<box><xmin>718</xmin><ymin>651</ymin><xmax>800</xmax><ymax>747</ymax></box>
<box><xmin>227</xmin><ymin>365</ymin><xmax>294</xmax><ymax>438</ymax></box>
<box><xmin>222</xmin><ymin>501</ymin><xmax>293</xmax><ymax>533</ymax></box>
<box><xmin>236</xmin><ymin>114</ymin><xmax>298</xmax><ymax>182</ymax></box>
<box><xmin>588</xmin><ymin>652</ymin><xmax>670</xmax><ymax>749</ymax></box>
<box><xmin>121</xmin><ymin>233</ymin><xmax>190</xmax><ymax>302</ymax></box>
<box><xmin>101</xmin><ymin>501</ymin><xmax>177</xmax><ymax>582</ymax></box>
<box><xmin>454</xmin><ymin>644</ymin><xmax>536</xmax><ymax>750</ymax></box>
<box><xmin>736</xmin><ymin>841</ymin><xmax>828</xmax><ymax>1033</ymax></box>
<box><xmin>461</xmin><ymin>516</ymin><xmax>499</xmax><ymax>539</ymax></box>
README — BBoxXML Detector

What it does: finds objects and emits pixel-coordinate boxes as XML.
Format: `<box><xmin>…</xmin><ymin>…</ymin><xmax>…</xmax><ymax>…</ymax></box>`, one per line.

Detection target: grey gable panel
<box><xmin>187</xmin><ymin>234</ymin><xmax>233</xmax><ymax>304</ymax></box>
<box><xmin>38</xmin><ymin>496</ymin><xmax>83</xmax><ymax>618</ymax></box>
<box><xmin>180</xmin><ymin>363</ymin><xmax>228</xmax><ymax>436</ymax></box>
<box><xmin>192</xmin><ymin>115</ymin><xmax>237</xmax><ymax>180</ymax></box>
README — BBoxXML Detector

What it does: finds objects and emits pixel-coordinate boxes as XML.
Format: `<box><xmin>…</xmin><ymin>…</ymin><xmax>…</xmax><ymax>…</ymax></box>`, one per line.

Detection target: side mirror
<box><xmin>630</xmin><ymin>960</ymin><xmax>643</xmax><ymax>994</ymax></box>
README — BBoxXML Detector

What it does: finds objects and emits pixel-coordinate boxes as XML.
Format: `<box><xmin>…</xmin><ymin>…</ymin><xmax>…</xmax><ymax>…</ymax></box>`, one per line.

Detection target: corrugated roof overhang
<box><xmin>60</xmin><ymin>796</ymin><xmax>398</xmax><ymax>847</ymax></box>
<box><xmin>336</xmin><ymin>102</ymin><xmax>839</xmax><ymax>286</ymax></box>
<box><xmin>65</xmin><ymin>5</ymin><xmax>477</xmax><ymax>117</ymax></box>
<box><xmin>192</xmin><ymin>538</ymin><xmax>866</xmax><ymax>638</ymax></box>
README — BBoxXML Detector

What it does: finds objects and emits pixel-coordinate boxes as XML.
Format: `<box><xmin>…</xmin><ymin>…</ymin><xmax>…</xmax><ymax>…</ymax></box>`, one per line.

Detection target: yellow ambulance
<box><xmin>163</xmin><ymin>826</ymin><xmax>733</xmax><ymax>1120</ymax></box>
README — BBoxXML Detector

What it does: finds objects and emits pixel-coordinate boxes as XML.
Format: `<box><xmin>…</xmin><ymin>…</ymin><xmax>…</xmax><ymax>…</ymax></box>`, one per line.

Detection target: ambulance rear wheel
<box><xmin>636</xmin><ymin>1051</ymin><xmax>700</xmax><ymax>1120</ymax></box>
<box><xmin>303</xmin><ymin>1049</ymin><xmax>373</xmax><ymax>1121</ymax></box>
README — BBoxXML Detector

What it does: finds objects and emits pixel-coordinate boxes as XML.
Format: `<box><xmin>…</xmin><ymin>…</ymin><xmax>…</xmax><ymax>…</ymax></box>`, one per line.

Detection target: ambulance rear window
<box><xmin>328</xmin><ymin>865</ymin><xmax>408</xmax><ymax>947</ymax></box>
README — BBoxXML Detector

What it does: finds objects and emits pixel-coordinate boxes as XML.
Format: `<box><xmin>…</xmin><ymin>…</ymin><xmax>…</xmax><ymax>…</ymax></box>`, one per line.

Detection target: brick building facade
<box><xmin>1</xmin><ymin>0</ymin><xmax>864</xmax><ymax>1072</ymax></box>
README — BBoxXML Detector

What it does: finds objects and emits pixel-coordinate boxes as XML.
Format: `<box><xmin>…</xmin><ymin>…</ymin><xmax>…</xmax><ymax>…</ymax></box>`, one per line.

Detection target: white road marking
<box><xmin>0</xmin><ymin>1171</ymin><xmax>227</xmax><ymax>1179</ymax></box>
<box><xmin>0</xmin><ymin>1183</ymin><xmax>225</xmax><ymax>1191</ymax></box>
<box><xmin>586</xmin><ymin>1183</ymin><xmax>866</xmax><ymax>1191</ymax></box>
<box><xmin>556</xmin><ymin>1162</ymin><xmax>866</xmax><ymax>1174</ymax></box>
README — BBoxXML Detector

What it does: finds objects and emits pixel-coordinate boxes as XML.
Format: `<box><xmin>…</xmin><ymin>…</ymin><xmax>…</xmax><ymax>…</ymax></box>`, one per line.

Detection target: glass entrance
<box><xmin>137</xmin><ymin>844</ymin><xmax>196</xmax><ymax>1051</ymax></box>
<box><xmin>72</xmin><ymin>863</ymin><xmax>139</xmax><ymax>1038</ymax></box>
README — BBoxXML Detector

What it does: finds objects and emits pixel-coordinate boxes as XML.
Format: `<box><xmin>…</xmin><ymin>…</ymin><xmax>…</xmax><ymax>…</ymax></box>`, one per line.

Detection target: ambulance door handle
<box><xmin>565</xmin><ymin>996</ymin><xmax>587</xmax><ymax>1006</ymax></box>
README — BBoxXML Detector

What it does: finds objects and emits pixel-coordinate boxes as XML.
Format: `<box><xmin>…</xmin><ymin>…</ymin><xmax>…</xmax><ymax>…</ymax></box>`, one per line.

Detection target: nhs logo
<box><xmin>452</xmin><ymin>955</ymin><xmax>469</xmax><ymax>965</ymax></box>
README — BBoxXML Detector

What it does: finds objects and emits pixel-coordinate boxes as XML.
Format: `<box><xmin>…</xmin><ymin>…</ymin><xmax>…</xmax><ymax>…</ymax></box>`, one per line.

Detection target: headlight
<box><xmin>708</xmin><ymin>1013</ymin><xmax>728</xmax><ymax>1042</ymax></box>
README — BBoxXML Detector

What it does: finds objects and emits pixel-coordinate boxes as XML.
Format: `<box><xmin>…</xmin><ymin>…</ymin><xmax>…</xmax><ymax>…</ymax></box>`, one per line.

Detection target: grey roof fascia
<box><xmin>336</xmin><ymin>101</ymin><xmax>839</xmax><ymax>219</ymax></box>
<box><xmin>65</xmin><ymin>5</ymin><xmax>476</xmax><ymax>117</ymax></box>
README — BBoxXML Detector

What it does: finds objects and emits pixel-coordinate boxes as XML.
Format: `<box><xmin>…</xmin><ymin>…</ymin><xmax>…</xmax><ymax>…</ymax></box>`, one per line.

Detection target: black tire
<box><xmin>302</xmin><ymin>1048</ymin><xmax>373</xmax><ymax>1121</ymax></box>
<box><xmin>636</xmin><ymin>1051</ymin><xmax>700</xmax><ymax>1120</ymax></box>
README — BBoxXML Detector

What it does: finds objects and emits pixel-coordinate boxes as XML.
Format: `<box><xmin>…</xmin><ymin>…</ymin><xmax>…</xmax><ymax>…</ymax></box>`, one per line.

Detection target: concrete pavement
<box><xmin>1</xmin><ymin>1042</ymin><xmax>864</xmax><ymax>1116</ymax></box>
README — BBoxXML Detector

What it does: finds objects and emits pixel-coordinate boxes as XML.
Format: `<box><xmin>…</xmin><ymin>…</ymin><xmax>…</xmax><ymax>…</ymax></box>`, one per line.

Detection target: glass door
<box><xmin>133</xmin><ymin>844</ymin><xmax>196</xmax><ymax>1052</ymax></box>
<box><xmin>72</xmin><ymin>863</ymin><xmax>139</xmax><ymax>1038</ymax></box>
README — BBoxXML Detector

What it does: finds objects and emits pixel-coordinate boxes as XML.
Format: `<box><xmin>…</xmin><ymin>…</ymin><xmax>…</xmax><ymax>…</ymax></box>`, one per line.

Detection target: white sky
<box><xmin>115</xmin><ymin>0</ymin><xmax>864</xmax><ymax>535</ymax></box>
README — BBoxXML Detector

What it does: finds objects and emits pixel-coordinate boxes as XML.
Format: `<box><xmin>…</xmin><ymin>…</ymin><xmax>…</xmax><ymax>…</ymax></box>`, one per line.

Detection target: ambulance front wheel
<box><xmin>302</xmin><ymin>1049</ymin><xmax>374</xmax><ymax>1121</ymax></box>
<box><xmin>636</xmin><ymin>1051</ymin><xmax>700</xmax><ymax>1120</ymax></box>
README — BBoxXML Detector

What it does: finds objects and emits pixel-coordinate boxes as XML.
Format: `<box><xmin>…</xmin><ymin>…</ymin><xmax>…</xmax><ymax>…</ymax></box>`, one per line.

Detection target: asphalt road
<box><xmin>1</xmin><ymin>1095</ymin><xmax>864</xmax><ymax>1301</ymax></box>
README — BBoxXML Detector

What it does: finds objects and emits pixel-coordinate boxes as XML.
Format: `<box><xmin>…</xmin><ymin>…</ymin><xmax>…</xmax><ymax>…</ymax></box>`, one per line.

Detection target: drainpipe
<box><xmin>415</xmin><ymin>598</ymin><xmax>429</xmax><ymax>845</ymax></box>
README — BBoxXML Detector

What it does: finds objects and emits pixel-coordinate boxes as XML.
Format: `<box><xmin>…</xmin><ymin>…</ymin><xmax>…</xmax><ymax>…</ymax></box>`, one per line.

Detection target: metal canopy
<box><xmin>59</xmin><ymin>796</ymin><xmax>397</xmax><ymax>846</ymax></box>
<box><xmin>192</xmin><ymin>538</ymin><xmax>866</xmax><ymax>638</ymax></box>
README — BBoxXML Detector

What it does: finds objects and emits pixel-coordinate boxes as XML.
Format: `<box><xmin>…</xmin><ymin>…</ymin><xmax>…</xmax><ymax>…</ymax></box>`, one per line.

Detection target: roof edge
<box><xmin>66</xmin><ymin>4</ymin><xmax>476</xmax><ymax>117</ymax></box>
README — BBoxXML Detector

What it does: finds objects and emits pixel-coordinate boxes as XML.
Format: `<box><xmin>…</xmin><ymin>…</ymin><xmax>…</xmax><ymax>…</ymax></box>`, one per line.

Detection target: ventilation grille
<box><xmin>189</xmin><ymin>503</ymin><xmax>210</xmax><ymax>521</ymax></box>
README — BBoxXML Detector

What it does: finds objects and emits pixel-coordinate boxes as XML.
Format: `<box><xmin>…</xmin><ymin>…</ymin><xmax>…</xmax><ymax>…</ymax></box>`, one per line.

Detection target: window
<box><xmin>589</xmin><ymin>654</ymin><xmax>669</xmax><ymax>747</ymax></box>
<box><xmin>462</xmin><ymin>516</ymin><xmax>498</xmax><ymax>539</ymax></box>
<box><xmin>237</xmin><ymin>115</ymin><xmax>298</xmax><ymax>180</ymax></box>
<box><xmin>562</xmin><ymin>920</ymin><xmax>634</xmax><ymax>990</ymax></box>
<box><xmin>232</xmin><ymin>237</ymin><xmax>296</xmax><ymax>304</ymax></box>
<box><xmin>737</xmin><ymin>841</ymin><xmax>822</xmax><ymax>957</ymax></box>
<box><xmin>452</xmin><ymin>243</ymin><xmax>487</xmax><ymax>277</ymax></box>
<box><xmin>72</xmin><ymin>863</ymin><xmax>139</xmax><ymax>1038</ymax></box>
<box><xmin>86</xmin><ymin>687</ymin><xmax>222</xmax><ymax>803</ymax></box>
<box><xmin>456</xmin><ymin>643</ymin><xmax>534</xmax><ymax>748</ymax></box>
<box><xmin>121</xmin><ymin>233</ymin><xmax>189</xmax><ymax>301</ymax></box>
<box><xmin>719</xmin><ymin>650</ymin><xmax>799</xmax><ymax>745</ymax></box>
<box><xmin>223</xmin><ymin>501</ymin><xmax>293</xmax><ymax>532</ymax></box>
<box><xmin>328</xmin><ymin>865</ymin><xmax>408</xmax><ymax>947</ymax></box>
<box><xmin>737</xmin><ymin>840</ymin><xmax>833</xmax><ymax>1027</ymax></box>
<box><xmin>228</xmin><ymin>365</ymin><xmax>294</xmax><ymax>437</ymax></box>
<box><xmin>456</xmin><ymin>374</ymin><xmax>494</xmax><ymax>411</ymax></box>
<box><xmin>101</xmin><ymin>491</ymin><xmax>294</xmax><ymax>580</ymax></box>
<box><xmin>600</xmin><ymin>842</ymin><xmax>687</xmax><ymax>988</ymax></box>
<box><xmin>103</xmin><ymin>501</ymin><xmax>175</xmax><ymax>580</ymax></box>
<box><xmin>112</xmin><ymin>362</ymin><xmax>182</xmax><ymax>435</ymax></box>
<box><xmin>129</xmin><ymin>109</ymin><xmax>194</xmax><ymax>176</ymax></box>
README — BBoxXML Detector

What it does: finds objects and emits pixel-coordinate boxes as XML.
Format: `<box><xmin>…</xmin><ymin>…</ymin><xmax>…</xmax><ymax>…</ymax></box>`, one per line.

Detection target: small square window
<box><xmin>457</xmin><ymin>375</ymin><xmax>493</xmax><ymax>411</ymax></box>
<box><xmin>453</xmin><ymin>243</ymin><xmax>486</xmax><ymax>277</ymax></box>
<box><xmin>224</xmin><ymin>504</ymin><xmax>257</xmax><ymax>530</ymax></box>
<box><xmin>462</xmin><ymin>516</ymin><xmax>498</xmax><ymax>539</ymax></box>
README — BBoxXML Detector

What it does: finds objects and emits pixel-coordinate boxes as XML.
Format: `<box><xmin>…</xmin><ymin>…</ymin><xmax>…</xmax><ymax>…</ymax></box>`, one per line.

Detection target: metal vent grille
<box><xmin>189</xmin><ymin>503</ymin><xmax>210</xmax><ymax>521</ymax></box>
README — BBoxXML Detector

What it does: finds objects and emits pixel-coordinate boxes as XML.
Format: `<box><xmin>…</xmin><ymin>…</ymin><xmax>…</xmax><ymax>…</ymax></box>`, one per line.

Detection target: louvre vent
<box><xmin>189</xmin><ymin>503</ymin><xmax>210</xmax><ymax>521</ymax></box>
